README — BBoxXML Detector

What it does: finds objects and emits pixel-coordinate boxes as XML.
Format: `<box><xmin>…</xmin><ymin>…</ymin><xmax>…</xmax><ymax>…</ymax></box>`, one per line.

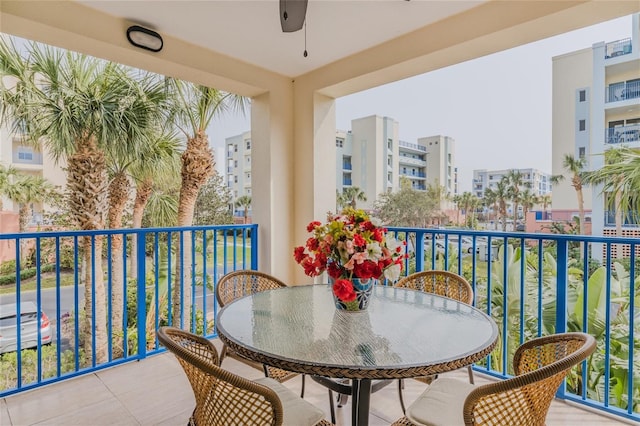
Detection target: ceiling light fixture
<box><xmin>126</xmin><ymin>25</ymin><xmax>163</xmax><ymax>52</ymax></box>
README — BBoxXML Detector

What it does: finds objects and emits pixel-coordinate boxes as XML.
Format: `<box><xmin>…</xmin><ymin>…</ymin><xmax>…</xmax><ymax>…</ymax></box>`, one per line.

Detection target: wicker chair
<box><xmin>391</xmin><ymin>332</ymin><xmax>596</xmax><ymax>426</ymax></box>
<box><xmin>216</xmin><ymin>270</ymin><xmax>305</xmax><ymax>396</ymax></box>
<box><xmin>157</xmin><ymin>327</ymin><xmax>332</xmax><ymax>426</ymax></box>
<box><xmin>393</xmin><ymin>270</ymin><xmax>475</xmax><ymax>413</ymax></box>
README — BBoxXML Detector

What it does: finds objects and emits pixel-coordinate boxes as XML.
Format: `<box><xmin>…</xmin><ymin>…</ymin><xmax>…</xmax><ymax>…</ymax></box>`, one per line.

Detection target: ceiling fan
<box><xmin>280</xmin><ymin>0</ymin><xmax>308</xmax><ymax>32</ymax></box>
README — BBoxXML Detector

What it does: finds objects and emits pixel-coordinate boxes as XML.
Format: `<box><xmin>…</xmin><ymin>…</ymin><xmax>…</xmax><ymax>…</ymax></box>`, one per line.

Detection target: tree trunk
<box><xmin>172</xmin><ymin>130</ymin><xmax>213</xmax><ymax>331</ymax></box>
<box><xmin>614</xmin><ymin>189</ymin><xmax>623</xmax><ymax>259</ymax></box>
<box><xmin>107</xmin><ymin>171</ymin><xmax>130</xmax><ymax>356</ymax></box>
<box><xmin>576</xmin><ymin>188</ymin><xmax>585</xmax><ymax>236</ymax></box>
<box><xmin>128</xmin><ymin>179</ymin><xmax>153</xmax><ymax>277</ymax></box>
<box><xmin>66</xmin><ymin>135</ymin><xmax>108</xmax><ymax>364</ymax></box>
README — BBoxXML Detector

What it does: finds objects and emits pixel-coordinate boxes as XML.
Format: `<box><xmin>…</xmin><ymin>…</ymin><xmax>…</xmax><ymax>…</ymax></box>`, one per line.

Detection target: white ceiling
<box><xmin>79</xmin><ymin>0</ymin><xmax>486</xmax><ymax>77</ymax></box>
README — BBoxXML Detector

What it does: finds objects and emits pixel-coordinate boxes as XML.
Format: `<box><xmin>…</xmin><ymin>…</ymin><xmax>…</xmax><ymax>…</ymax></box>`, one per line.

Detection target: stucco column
<box><xmin>291</xmin><ymin>87</ymin><xmax>337</xmax><ymax>283</ymax></box>
<box><xmin>251</xmin><ymin>87</ymin><xmax>295</xmax><ymax>281</ymax></box>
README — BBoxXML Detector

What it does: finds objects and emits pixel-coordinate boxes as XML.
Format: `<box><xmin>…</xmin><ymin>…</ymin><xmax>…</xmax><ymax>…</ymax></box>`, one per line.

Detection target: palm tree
<box><xmin>167</xmin><ymin>79</ymin><xmax>247</xmax><ymax>330</ymax></box>
<box><xmin>505</xmin><ymin>170</ymin><xmax>529</xmax><ymax>223</ymax></box>
<box><xmin>235</xmin><ymin>195</ymin><xmax>252</xmax><ymax>223</ymax></box>
<box><xmin>483</xmin><ymin>188</ymin><xmax>498</xmax><ymax>224</ymax></box>
<box><xmin>338</xmin><ymin>187</ymin><xmax>367</xmax><ymax>209</ymax></box>
<box><xmin>459</xmin><ymin>191</ymin><xmax>477</xmax><ymax>228</ymax></box>
<box><xmin>452</xmin><ymin>194</ymin><xmax>462</xmax><ymax>225</ymax></box>
<box><xmin>539</xmin><ymin>194</ymin><xmax>552</xmax><ymax>214</ymax></box>
<box><xmin>128</xmin><ymin>129</ymin><xmax>181</xmax><ymax>276</ymax></box>
<box><xmin>583</xmin><ymin>148</ymin><xmax>637</xmax><ymax>258</ymax></box>
<box><xmin>0</xmin><ymin>38</ymin><xmax>162</xmax><ymax>363</ymax></box>
<box><xmin>495</xmin><ymin>179</ymin><xmax>510</xmax><ymax>232</ymax></box>
<box><xmin>0</xmin><ymin>165</ymin><xmax>19</xmax><ymax>211</ymax></box>
<box><xmin>519</xmin><ymin>188</ymin><xmax>538</xmax><ymax>225</ymax></box>
<box><xmin>5</xmin><ymin>174</ymin><xmax>57</xmax><ymax>232</ymax></box>
<box><xmin>551</xmin><ymin>154</ymin><xmax>587</xmax><ymax>236</ymax></box>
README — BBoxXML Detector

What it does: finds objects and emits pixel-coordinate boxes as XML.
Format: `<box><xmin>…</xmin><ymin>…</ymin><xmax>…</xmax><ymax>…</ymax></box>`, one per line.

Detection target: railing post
<box><xmin>136</xmin><ymin>230</ymin><xmax>147</xmax><ymax>359</ymax></box>
<box><xmin>251</xmin><ymin>224</ymin><xmax>258</xmax><ymax>270</ymax></box>
<box><xmin>555</xmin><ymin>239</ymin><xmax>568</xmax><ymax>334</ymax></box>
<box><xmin>555</xmin><ymin>239</ymin><xmax>568</xmax><ymax>400</ymax></box>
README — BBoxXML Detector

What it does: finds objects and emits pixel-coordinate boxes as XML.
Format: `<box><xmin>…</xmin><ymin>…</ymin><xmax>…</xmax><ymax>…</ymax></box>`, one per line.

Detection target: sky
<box><xmin>209</xmin><ymin>15</ymin><xmax>632</xmax><ymax>192</ymax></box>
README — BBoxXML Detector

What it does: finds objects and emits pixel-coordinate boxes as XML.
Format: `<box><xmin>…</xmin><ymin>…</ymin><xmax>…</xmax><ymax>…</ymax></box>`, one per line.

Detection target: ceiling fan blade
<box><xmin>280</xmin><ymin>0</ymin><xmax>308</xmax><ymax>32</ymax></box>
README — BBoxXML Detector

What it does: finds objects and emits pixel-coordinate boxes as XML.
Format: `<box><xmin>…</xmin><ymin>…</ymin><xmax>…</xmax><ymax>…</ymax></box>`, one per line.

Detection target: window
<box><xmin>234</xmin><ymin>160</ymin><xmax>238</xmax><ymax>167</ymax></box>
<box><xmin>578</xmin><ymin>147</ymin><xmax>585</xmax><ymax>159</ymax></box>
<box><xmin>246</xmin><ymin>156</ymin><xmax>251</xmax><ymax>164</ymax></box>
<box><xmin>247</xmin><ymin>189</ymin><xmax>251</xmax><ymax>195</ymax></box>
<box><xmin>246</xmin><ymin>172</ymin><xmax>251</xmax><ymax>179</ymax></box>
<box><xmin>18</xmin><ymin>152</ymin><xmax>33</xmax><ymax>161</ymax></box>
<box><xmin>579</xmin><ymin>120</ymin><xmax>586</xmax><ymax>131</ymax></box>
<box><xmin>579</xmin><ymin>90</ymin><xmax>586</xmax><ymax>102</ymax></box>
<box><xmin>387</xmin><ymin>138</ymin><xmax>392</xmax><ymax>149</ymax></box>
<box><xmin>234</xmin><ymin>144</ymin><xmax>238</xmax><ymax>152</ymax></box>
<box><xmin>336</xmin><ymin>139</ymin><xmax>343</xmax><ymax>148</ymax></box>
<box><xmin>234</xmin><ymin>176</ymin><xmax>238</xmax><ymax>183</ymax></box>
<box><xmin>246</xmin><ymin>140</ymin><xmax>251</xmax><ymax>150</ymax></box>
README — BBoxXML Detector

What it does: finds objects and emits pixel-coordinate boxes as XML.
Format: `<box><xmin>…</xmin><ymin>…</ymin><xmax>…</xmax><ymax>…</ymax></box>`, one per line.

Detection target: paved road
<box><xmin>0</xmin><ymin>284</ymin><xmax>217</xmax><ymax>327</ymax></box>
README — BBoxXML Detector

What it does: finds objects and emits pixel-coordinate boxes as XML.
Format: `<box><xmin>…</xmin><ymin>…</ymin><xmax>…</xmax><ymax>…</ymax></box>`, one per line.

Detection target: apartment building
<box><xmin>225</xmin><ymin>130</ymin><xmax>252</xmax><ymax>218</ymax></box>
<box><xmin>227</xmin><ymin>115</ymin><xmax>458</xmax><ymax>213</ymax></box>
<box><xmin>472</xmin><ymin>168</ymin><xmax>552</xmax><ymax>199</ymax></box>
<box><xmin>0</xmin><ymin>128</ymin><xmax>65</xmax><ymax>228</ymax></box>
<box><xmin>552</xmin><ymin>13</ymin><xmax>640</xmax><ymax>246</ymax></box>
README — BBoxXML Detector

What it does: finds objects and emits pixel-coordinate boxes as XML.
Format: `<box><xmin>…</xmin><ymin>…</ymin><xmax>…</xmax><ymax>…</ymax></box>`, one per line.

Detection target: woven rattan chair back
<box><xmin>216</xmin><ymin>270</ymin><xmax>287</xmax><ymax>307</ymax></box>
<box><xmin>215</xmin><ymin>270</ymin><xmax>300</xmax><ymax>386</ymax></box>
<box><xmin>157</xmin><ymin>326</ymin><xmax>284</xmax><ymax>426</ymax></box>
<box><xmin>462</xmin><ymin>332</ymin><xmax>596</xmax><ymax>426</ymax></box>
<box><xmin>394</xmin><ymin>270</ymin><xmax>473</xmax><ymax>305</ymax></box>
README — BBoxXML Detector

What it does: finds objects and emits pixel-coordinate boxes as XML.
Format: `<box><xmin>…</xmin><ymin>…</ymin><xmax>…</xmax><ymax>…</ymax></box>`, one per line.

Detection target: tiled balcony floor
<box><xmin>1</xmin><ymin>338</ymin><xmax>628</xmax><ymax>425</ymax></box>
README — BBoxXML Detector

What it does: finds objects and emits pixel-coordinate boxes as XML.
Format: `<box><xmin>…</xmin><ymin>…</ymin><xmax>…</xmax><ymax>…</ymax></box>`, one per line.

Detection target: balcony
<box><xmin>1</xmin><ymin>350</ymin><xmax>624</xmax><ymax>425</ymax></box>
<box><xmin>605</xmin><ymin>37</ymin><xmax>632</xmax><ymax>59</ymax></box>
<box><xmin>399</xmin><ymin>140</ymin><xmax>427</xmax><ymax>152</ymax></box>
<box><xmin>605</xmin><ymin>124</ymin><xmax>640</xmax><ymax>145</ymax></box>
<box><xmin>342</xmin><ymin>163</ymin><xmax>353</xmax><ymax>170</ymax></box>
<box><xmin>606</xmin><ymin>80</ymin><xmax>640</xmax><ymax>103</ymax></box>
<box><xmin>0</xmin><ymin>226</ymin><xmax>638</xmax><ymax>424</ymax></box>
<box><xmin>398</xmin><ymin>154</ymin><xmax>426</xmax><ymax>167</ymax></box>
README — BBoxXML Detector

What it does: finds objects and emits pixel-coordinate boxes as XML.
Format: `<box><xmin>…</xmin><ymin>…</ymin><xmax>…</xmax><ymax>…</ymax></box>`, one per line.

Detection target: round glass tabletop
<box><xmin>217</xmin><ymin>284</ymin><xmax>498</xmax><ymax>379</ymax></box>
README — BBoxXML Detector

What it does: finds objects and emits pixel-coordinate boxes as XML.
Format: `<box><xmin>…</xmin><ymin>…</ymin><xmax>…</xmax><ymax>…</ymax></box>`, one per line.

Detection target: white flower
<box><xmin>366</xmin><ymin>242</ymin><xmax>382</xmax><ymax>260</ymax></box>
<box><xmin>384</xmin><ymin>263</ymin><xmax>402</xmax><ymax>282</ymax></box>
<box><xmin>385</xmin><ymin>235</ymin><xmax>402</xmax><ymax>252</ymax></box>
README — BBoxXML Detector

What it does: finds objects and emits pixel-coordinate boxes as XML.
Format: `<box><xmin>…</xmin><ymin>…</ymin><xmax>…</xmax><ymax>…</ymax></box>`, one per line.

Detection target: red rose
<box><xmin>372</xmin><ymin>228</ymin><xmax>384</xmax><ymax>242</ymax></box>
<box><xmin>354</xmin><ymin>260</ymin><xmax>381</xmax><ymax>280</ymax></box>
<box><xmin>306</xmin><ymin>221</ymin><xmax>321</xmax><ymax>232</ymax></box>
<box><xmin>327</xmin><ymin>261</ymin><xmax>343</xmax><ymax>279</ymax></box>
<box><xmin>293</xmin><ymin>246</ymin><xmax>306</xmax><ymax>263</ymax></box>
<box><xmin>353</xmin><ymin>234</ymin><xmax>366</xmax><ymax>247</ymax></box>
<box><xmin>306</xmin><ymin>237</ymin><xmax>319</xmax><ymax>251</ymax></box>
<box><xmin>333</xmin><ymin>278</ymin><xmax>357</xmax><ymax>302</ymax></box>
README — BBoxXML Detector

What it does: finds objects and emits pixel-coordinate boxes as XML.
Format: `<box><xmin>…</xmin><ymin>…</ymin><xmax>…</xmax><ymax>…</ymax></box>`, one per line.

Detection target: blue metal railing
<box><xmin>0</xmin><ymin>224</ymin><xmax>257</xmax><ymax>397</ymax></box>
<box><xmin>386</xmin><ymin>227</ymin><xmax>640</xmax><ymax>423</ymax></box>
<box><xmin>1</xmin><ymin>224</ymin><xmax>639</xmax><ymax>422</ymax></box>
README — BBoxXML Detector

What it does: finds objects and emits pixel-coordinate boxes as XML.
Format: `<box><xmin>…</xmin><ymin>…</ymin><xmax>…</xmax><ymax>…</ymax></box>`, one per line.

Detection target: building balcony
<box><xmin>342</xmin><ymin>178</ymin><xmax>352</xmax><ymax>186</ymax></box>
<box><xmin>399</xmin><ymin>140</ymin><xmax>427</xmax><ymax>152</ymax></box>
<box><xmin>0</xmin><ymin>226</ymin><xmax>638</xmax><ymax>424</ymax></box>
<box><xmin>342</xmin><ymin>163</ymin><xmax>352</xmax><ymax>170</ymax></box>
<box><xmin>605</xmin><ymin>124</ymin><xmax>640</xmax><ymax>145</ymax></box>
<box><xmin>400</xmin><ymin>171</ymin><xmax>426</xmax><ymax>179</ymax></box>
<box><xmin>605</xmin><ymin>80</ymin><xmax>640</xmax><ymax>103</ymax></box>
<box><xmin>604</xmin><ymin>37</ymin><xmax>632</xmax><ymax>59</ymax></box>
<box><xmin>398</xmin><ymin>154</ymin><xmax>426</xmax><ymax>167</ymax></box>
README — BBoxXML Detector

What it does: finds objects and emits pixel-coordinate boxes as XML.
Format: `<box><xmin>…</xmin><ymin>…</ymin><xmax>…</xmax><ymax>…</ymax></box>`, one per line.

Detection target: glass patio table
<box><xmin>216</xmin><ymin>284</ymin><xmax>499</xmax><ymax>426</ymax></box>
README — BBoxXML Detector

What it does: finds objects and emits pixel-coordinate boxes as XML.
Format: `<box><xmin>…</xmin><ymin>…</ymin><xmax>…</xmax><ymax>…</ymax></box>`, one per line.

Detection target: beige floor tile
<box><xmin>2</xmin><ymin>344</ymin><xmax>630</xmax><ymax>426</ymax></box>
<box><xmin>31</xmin><ymin>398</ymin><xmax>138</xmax><ymax>426</ymax></box>
<box><xmin>4</xmin><ymin>374</ymin><xmax>114</xmax><ymax>425</ymax></box>
<box><xmin>1</xmin><ymin>398</ymin><xmax>12</xmax><ymax>426</ymax></box>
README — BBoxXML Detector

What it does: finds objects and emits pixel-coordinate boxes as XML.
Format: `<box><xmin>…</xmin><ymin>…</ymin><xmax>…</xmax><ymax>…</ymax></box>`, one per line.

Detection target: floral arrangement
<box><xmin>293</xmin><ymin>208</ymin><xmax>406</xmax><ymax>304</ymax></box>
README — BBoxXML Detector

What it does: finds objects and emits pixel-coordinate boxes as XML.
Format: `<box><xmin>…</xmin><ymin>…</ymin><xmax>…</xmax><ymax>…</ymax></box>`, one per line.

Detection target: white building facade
<box><xmin>228</xmin><ymin>115</ymin><xmax>458</xmax><ymax>212</ymax></box>
<box><xmin>472</xmin><ymin>168</ymin><xmax>552</xmax><ymax>199</ymax></box>
<box><xmin>552</xmin><ymin>14</ymin><xmax>640</xmax><ymax>243</ymax></box>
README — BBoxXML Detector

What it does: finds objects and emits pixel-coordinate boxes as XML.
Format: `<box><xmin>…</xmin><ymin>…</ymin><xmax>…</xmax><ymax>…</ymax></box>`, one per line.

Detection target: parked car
<box><xmin>0</xmin><ymin>302</ymin><xmax>52</xmax><ymax>354</ymax></box>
